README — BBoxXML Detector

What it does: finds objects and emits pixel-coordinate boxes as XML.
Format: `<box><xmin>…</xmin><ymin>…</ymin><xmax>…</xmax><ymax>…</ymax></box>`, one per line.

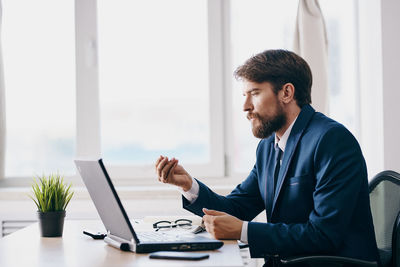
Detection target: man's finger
<box><xmin>202</xmin><ymin>208</ymin><xmax>226</xmax><ymax>216</ymax></box>
<box><xmin>160</xmin><ymin>158</ymin><xmax>176</xmax><ymax>181</ymax></box>
<box><xmin>155</xmin><ymin>156</ymin><xmax>164</xmax><ymax>180</ymax></box>
<box><xmin>155</xmin><ymin>155</ymin><xmax>164</xmax><ymax>170</ymax></box>
<box><xmin>165</xmin><ymin>160</ymin><xmax>178</xmax><ymax>180</ymax></box>
<box><xmin>202</xmin><ymin>215</ymin><xmax>217</xmax><ymax>238</ymax></box>
<box><xmin>161</xmin><ymin>159</ymin><xmax>175</xmax><ymax>179</ymax></box>
<box><xmin>156</xmin><ymin>157</ymin><xmax>169</xmax><ymax>178</ymax></box>
<box><xmin>202</xmin><ymin>215</ymin><xmax>212</xmax><ymax>229</ymax></box>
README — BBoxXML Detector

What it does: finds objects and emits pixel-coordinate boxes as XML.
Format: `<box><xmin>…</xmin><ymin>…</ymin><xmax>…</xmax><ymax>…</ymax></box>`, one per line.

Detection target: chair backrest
<box><xmin>393</xmin><ymin>211</ymin><xmax>400</xmax><ymax>267</ymax></box>
<box><xmin>369</xmin><ymin>170</ymin><xmax>400</xmax><ymax>267</ymax></box>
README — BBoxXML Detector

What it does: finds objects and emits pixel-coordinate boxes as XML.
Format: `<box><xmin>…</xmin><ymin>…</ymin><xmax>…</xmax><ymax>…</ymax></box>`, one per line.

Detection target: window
<box><xmin>3</xmin><ymin>0</ymin><xmax>75</xmax><ymax>177</ymax></box>
<box><xmin>97</xmin><ymin>0</ymin><xmax>210</xmax><ymax>165</ymax></box>
<box><xmin>75</xmin><ymin>0</ymin><xmax>224</xmax><ymax>179</ymax></box>
<box><xmin>2</xmin><ymin>0</ymin><xmax>361</xmax><ymax>182</ymax></box>
<box><xmin>319</xmin><ymin>0</ymin><xmax>359</xmax><ymax>137</ymax></box>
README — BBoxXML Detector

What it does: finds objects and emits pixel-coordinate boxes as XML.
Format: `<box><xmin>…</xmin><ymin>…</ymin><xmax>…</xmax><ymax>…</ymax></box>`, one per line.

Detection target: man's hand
<box><xmin>202</xmin><ymin>208</ymin><xmax>243</xmax><ymax>240</ymax></box>
<box><xmin>155</xmin><ymin>155</ymin><xmax>193</xmax><ymax>191</ymax></box>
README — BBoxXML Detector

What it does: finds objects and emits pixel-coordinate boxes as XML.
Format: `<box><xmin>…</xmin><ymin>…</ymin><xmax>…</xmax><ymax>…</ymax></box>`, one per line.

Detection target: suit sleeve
<box><xmin>247</xmin><ymin>126</ymin><xmax>368</xmax><ymax>258</ymax></box>
<box><xmin>182</xmin><ymin>165</ymin><xmax>265</xmax><ymax>222</ymax></box>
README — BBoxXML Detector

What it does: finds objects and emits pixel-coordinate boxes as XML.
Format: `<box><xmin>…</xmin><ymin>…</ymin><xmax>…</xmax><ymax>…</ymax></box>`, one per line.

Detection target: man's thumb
<box><xmin>202</xmin><ymin>208</ymin><xmax>225</xmax><ymax>216</ymax></box>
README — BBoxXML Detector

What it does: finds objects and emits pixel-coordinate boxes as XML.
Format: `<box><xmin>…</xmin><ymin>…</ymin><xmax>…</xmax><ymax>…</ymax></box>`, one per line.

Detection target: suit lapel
<box><xmin>271</xmin><ymin>105</ymin><xmax>315</xmax><ymax>217</ymax></box>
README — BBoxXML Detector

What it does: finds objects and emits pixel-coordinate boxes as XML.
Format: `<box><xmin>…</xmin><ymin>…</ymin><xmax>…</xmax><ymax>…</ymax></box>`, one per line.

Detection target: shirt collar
<box><xmin>274</xmin><ymin>116</ymin><xmax>298</xmax><ymax>152</ymax></box>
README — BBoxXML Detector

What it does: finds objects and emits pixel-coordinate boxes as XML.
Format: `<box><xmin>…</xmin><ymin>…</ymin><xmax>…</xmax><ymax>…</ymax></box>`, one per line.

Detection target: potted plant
<box><xmin>30</xmin><ymin>174</ymin><xmax>74</xmax><ymax>237</ymax></box>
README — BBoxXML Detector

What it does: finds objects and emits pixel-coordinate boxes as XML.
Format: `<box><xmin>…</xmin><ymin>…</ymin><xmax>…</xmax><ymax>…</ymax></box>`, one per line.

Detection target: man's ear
<box><xmin>280</xmin><ymin>83</ymin><xmax>295</xmax><ymax>104</ymax></box>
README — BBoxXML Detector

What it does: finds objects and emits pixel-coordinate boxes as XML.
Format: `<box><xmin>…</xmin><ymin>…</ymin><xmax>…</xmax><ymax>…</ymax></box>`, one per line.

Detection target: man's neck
<box><xmin>276</xmin><ymin>105</ymin><xmax>301</xmax><ymax>139</ymax></box>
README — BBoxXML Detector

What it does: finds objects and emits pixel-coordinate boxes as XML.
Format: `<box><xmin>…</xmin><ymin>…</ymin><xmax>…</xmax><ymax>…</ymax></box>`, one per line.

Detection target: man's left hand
<box><xmin>202</xmin><ymin>208</ymin><xmax>243</xmax><ymax>240</ymax></box>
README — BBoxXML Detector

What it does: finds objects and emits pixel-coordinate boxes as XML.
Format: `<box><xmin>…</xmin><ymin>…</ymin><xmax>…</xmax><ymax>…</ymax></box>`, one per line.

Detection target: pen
<box><xmin>83</xmin><ymin>230</ymin><xmax>107</xmax><ymax>240</ymax></box>
<box><xmin>192</xmin><ymin>220</ymin><xmax>206</xmax><ymax>234</ymax></box>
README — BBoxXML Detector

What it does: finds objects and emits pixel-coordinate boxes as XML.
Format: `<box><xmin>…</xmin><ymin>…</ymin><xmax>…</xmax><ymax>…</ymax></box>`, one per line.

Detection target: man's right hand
<box><xmin>155</xmin><ymin>156</ymin><xmax>193</xmax><ymax>191</ymax></box>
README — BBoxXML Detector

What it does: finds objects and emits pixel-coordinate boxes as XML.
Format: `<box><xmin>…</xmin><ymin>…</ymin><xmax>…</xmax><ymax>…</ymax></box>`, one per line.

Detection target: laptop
<box><xmin>74</xmin><ymin>159</ymin><xmax>223</xmax><ymax>253</ymax></box>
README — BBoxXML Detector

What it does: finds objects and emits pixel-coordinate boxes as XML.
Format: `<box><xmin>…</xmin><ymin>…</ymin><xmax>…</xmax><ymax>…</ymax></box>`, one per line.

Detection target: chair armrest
<box><xmin>280</xmin><ymin>255</ymin><xmax>378</xmax><ymax>267</ymax></box>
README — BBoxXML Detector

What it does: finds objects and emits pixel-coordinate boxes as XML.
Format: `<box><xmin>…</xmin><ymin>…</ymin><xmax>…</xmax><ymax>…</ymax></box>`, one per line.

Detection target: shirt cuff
<box><xmin>178</xmin><ymin>177</ymin><xmax>199</xmax><ymax>204</ymax></box>
<box><xmin>240</xmin><ymin>221</ymin><xmax>248</xmax><ymax>243</ymax></box>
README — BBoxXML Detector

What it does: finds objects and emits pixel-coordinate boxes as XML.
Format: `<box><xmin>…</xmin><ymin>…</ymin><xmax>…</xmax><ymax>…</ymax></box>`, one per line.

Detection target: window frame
<box><xmin>75</xmin><ymin>0</ymin><xmax>225</xmax><ymax>181</ymax></box>
<box><xmin>0</xmin><ymin>0</ymin><xmax>372</xmax><ymax>187</ymax></box>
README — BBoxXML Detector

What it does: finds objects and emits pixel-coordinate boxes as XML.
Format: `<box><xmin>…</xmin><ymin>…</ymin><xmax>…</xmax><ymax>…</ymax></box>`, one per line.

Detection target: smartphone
<box><xmin>149</xmin><ymin>251</ymin><xmax>209</xmax><ymax>261</ymax></box>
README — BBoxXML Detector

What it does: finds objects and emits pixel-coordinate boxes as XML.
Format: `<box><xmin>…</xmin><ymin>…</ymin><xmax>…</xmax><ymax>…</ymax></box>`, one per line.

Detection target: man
<box><xmin>155</xmin><ymin>50</ymin><xmax>379</xmax><ymax>265</ymax></box>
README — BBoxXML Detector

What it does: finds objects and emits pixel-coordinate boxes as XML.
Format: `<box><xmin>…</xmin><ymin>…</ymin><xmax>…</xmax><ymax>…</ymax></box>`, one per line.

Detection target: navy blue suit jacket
<box><xmin>183</xmin><ymin>105</ymin><xmax>379</xmax><ymax>261</ymax></box>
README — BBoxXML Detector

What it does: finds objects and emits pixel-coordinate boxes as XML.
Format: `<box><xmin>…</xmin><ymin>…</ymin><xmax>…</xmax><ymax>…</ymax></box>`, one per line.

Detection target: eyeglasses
<box><xmin>153</xmin><ymin>219</ymin><xmax>192</xmax><ymax>231</ymax></box>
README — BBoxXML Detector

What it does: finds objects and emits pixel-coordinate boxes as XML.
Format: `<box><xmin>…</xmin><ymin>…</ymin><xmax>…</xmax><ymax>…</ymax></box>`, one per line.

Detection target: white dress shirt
<box><xmin>179</xmin><ymin>117</ymin><xmax>298</xmax><ymax>243</ymax></box>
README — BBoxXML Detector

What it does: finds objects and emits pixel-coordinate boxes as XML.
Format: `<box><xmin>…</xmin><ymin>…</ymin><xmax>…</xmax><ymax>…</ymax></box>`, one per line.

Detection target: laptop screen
<box><xmin>75</xmin><ymin>159</ymin><xmax>139</xmax><ymax>243</ymax></box>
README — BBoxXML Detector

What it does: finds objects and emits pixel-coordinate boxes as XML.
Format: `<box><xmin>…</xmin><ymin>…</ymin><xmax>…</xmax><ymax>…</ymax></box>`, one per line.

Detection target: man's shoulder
<box><xmin>307</xmin><ymin>111</ymin><xmax>349</xmax><ymax>136</ymax></box>
<box><xmin>305</xmin><ymin>112</ymin><xmax>358</xmax><ymax>149</ymax></box>
<box><xmin>290</xmin><ymin>105</ymin><xmax>350</xmax><ymax>141</ymax></box>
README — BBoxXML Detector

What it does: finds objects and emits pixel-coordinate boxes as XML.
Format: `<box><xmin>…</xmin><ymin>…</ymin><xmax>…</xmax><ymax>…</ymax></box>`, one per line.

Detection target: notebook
<box><xmin>74</xmin><ymin>158</ymin><xmax>223</xmax><ymax>253</ymax></box>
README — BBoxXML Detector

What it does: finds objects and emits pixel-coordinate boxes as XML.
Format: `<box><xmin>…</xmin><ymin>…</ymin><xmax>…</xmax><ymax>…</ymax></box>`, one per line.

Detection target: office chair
<box><xmin>278</xmin><ymin>170</ymin><xmax>400</xmax><ymax>267</ymax></box>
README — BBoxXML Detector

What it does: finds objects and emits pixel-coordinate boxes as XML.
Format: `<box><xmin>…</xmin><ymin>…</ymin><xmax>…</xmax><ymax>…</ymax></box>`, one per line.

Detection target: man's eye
<box><xmin>251</xmin><ymin>92</ymin><xmax>258</xmax><ymax>96</ymax></box>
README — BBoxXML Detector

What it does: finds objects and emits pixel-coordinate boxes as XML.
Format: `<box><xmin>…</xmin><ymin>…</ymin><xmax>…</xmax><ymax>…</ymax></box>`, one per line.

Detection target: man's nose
<box><xmin>243</xmin><ymin>96</ymin><xmax>253</xmax><ymax>112</ymax></box>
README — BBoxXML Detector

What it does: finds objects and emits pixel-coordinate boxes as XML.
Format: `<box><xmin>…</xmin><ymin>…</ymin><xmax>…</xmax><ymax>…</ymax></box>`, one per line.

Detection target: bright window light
<box><xmin>319</xmin><ymin>0</ymin><xmax>359</xmax><ymax>137</ymax></box>
<box><xmin>3</xmin><ymin>0</ymin><xmax>76</xmax><ymax>177</ymax></box>
<box><xmin>97</xmin><ymin>0</ymin><xmax>210</xmax><ymax>165</ymax></box>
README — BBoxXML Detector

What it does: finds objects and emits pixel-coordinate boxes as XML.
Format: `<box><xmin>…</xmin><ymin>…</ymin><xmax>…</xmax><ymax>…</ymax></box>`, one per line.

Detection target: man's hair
<box><xmin>234</xmin><ymin>49</ymin><xmax>312</xmax><ymax>107</ymax></box>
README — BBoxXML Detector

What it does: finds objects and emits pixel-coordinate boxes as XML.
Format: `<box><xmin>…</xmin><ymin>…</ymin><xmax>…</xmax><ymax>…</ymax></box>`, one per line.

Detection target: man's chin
<box><xmin>251</xmin><ymin>122</ymin><xmax>262</xmax><ymax>138</ymax></box>
<box><xmin>252</xmin><ymin>126</ymin><xmax>273</xmax><ymax>139</ymax></box>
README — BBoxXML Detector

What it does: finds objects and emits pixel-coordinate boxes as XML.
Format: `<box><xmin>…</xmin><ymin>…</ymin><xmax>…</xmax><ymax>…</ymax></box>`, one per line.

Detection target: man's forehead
<box><xmin>242</xmin><ymin>80</ymin><xmax>273</xmax><ymax>93</ymax></box>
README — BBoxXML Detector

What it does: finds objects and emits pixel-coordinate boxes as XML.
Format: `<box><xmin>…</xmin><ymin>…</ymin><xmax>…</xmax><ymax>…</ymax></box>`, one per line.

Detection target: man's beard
<box><xmin>249</xmin><ymin>106</ymin><xmax>286</xmax><ymax>139</ymax></box>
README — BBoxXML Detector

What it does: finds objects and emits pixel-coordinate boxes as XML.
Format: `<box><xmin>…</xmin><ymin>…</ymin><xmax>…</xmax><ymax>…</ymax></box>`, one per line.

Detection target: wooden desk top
<box><xmin>0</xmin><ymin>220</ymin><xmax>244</xmax><ymax>267</ymax></box>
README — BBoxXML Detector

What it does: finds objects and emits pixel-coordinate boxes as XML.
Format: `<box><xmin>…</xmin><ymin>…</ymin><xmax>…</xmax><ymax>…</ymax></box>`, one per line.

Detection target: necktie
<box><xmin>273</xmin><ymin>145</ymin><xmax>283</xmax><ymax>195</ymax></box>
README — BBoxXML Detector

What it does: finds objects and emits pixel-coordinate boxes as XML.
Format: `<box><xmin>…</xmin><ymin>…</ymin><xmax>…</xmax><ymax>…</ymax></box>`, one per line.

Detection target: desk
<box><xmin>0</xmin><ymin>220</ymin><xmax>244</xmax><ymax>267</ymax></box>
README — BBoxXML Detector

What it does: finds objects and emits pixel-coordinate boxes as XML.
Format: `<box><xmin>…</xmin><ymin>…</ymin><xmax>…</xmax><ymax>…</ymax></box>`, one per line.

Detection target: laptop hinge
<box><xmin>104</xmin><ymin>231</ymin><xmax>136</xmax><ymax>252</ymax></box>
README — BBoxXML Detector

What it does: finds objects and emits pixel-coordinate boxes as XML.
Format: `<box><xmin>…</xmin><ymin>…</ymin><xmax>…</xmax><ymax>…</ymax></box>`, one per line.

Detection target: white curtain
<box><xmin>293</xmin><ymin>0</ymin><xmax>329</xmax><ymax>114</ymax></box>
<box><xmin>0</xmin><ymin>0</ymin><xmax>5</xmax><ymax>179</ymax></box>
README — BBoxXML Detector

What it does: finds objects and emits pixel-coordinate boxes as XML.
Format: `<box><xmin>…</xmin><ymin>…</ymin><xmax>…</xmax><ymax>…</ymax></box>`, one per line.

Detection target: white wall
<box><xmin>381</xmin><ymin>0</ymin><xmax>400</xmax><ymax>173</ymax></box>
<box><xmin>359</xmin><ymin>0</ymin><xmax>400</xmax><ymax>178</ymax></box>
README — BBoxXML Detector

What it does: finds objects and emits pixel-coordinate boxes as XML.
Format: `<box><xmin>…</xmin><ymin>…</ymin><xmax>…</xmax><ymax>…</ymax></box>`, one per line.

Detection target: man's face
<box><xmin>242</xmin><ymin>80</ymin><xmax>286</xmax><ymax>139</ymax></box>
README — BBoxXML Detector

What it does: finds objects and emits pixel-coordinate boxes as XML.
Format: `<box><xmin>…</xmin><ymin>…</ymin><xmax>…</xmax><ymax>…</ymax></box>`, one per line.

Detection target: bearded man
<box><xmin>155</xmin><ymin>50</ymin><xmax>379</xmax><ymax>266</ymax></box>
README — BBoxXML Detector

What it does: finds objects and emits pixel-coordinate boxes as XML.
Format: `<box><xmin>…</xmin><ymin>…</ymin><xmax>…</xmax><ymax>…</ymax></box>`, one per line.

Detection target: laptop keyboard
<box><xmin>137</xmin><ymin>231</ymin><xmax>185</xmax><ymax>242</ymax></box>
